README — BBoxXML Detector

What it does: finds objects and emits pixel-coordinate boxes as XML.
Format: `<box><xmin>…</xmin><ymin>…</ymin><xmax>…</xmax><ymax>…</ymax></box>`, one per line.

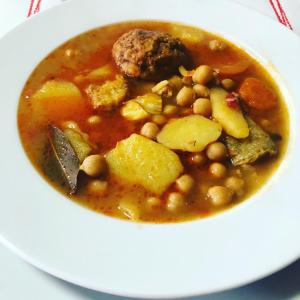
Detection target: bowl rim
<box><xmin>0</xmin><ymin>0</ymin><xmax>300</xmax><ymax>298</ymax></box>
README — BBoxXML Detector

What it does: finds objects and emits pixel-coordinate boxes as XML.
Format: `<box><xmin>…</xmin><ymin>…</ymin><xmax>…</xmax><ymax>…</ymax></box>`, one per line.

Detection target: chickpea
<box><xmin>163</xmin><ymin>104</ymin><xmax>179</xmax><ymax>116</ymax></box>
<box><xmin>192</xmin><ymin>65</ymin><xmax>214</xmax><ymax>85</ymax></box>
<box><xmin>140</xmin><ymin>122</ymin><xmax>159</xmax><ymax>139</ymax></box>
<box><xmin>221</xmin><ymin>78</ymin><xmax>235</xmax><ymax>90</ymax></box>
<box><xmin>193</xmin><ymin>98</ymin><xmax>212</xmax><ymax>116</ymax></box>
<box><xmin>209</xmin><ymin>162</ymin><xmax>227</xmax><ymax>179</ymax></box>
<box><xmin>193</xmin><ymin>84</ymin><xmax>210</xmax><ymax>98</ymax></box>
<box><xmin>62</xmin><ymin>120</ymin><xmax>79</xmax><ymax>130</ymax></box>
<box><xmin>152</xmin><ymin>114</ymin><xmax>167</xmax><ymax>125</ymax></box>
<box><xmin>166</xmin><ymin>192</ymin><xmax>185</xmax><ymax>212</ymax></box>
<box><xmin>65</xmin><ymin>48</ymin><xmax>73</xmax><ymax>57</ymax></box>
<box><xmin>207</xmin><ymin>186</ymin><xmax>233</xmax><ymax>206</ymax></box>
<box><xmin>187</xmin><ymin>152</ymin><xmax>207</xmax><ymax>166</ymax></box>
<box><xmin>87</xmin><ymin>115</ymin><xmax>102</xmax><ymax>125</ymax></box>
<box><xmin>87</xmin><ymin>180</ymin><xmax>108</xmax><ymax>196</ymax></box>
<box><xmin>176</xmin><ymin>174</ymin><xmax>194</xmax><ymax>194</ymax></box>
<box><xmin>260</xmin><ymin>118</ymin><xmax>271</xmax><ymax>130</ymax></box>
<box><xmin>182</xmin><ymin>76</ymin><xmax>193</xmax><ymax>86</ymax></box>
<box><xmin>147</xmin><ymin>196</ymin><xmax>162</xmax><ymax>209</ymax></box>
<box><xmin>225</xmin><ymin>176</ymin><xmax>245</xmax><ymax>196</ymax></box>
<box><xmin>176</xmin><ymin>86</ymin><xmax>195</xmax><ymax>106</ymax></box>
<box><xmin>206</xmin><ymin>142</ymin><xmax>227</xmax><ymax>161</ymax></box>
<box><xmin>209</xmin><ymin>39</ymin><xmax>227</xmax><ymax>51</ymax></box>
<box><xmin>80</xmin><ymin>154</ymin><xmax>107</xmax><ymax>177</ymax></box>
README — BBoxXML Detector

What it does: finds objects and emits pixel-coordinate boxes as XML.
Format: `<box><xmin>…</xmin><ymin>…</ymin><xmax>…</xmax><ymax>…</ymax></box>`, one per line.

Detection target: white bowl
<box><xmin>0</xmin><ymin>0</ymin><xmax>299</xmax><ymax>298</ymax></box>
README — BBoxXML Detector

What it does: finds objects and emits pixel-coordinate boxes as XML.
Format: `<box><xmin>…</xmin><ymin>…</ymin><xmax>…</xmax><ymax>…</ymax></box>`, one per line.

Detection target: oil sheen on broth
<box><xmin>18</xmin><ymin>21</ymin><xmax>289</xmax><ymax>223</ymax></box>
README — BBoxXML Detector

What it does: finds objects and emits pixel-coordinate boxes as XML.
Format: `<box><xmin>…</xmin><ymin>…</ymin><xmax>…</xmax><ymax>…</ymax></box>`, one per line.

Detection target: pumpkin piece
<box><xmin>239</xmin><ymin>77</ymin><xmax>277</xmax><ymax>110</ymax></box>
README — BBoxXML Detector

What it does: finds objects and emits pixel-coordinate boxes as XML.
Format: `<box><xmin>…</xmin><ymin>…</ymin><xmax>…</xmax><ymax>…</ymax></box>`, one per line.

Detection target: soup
<box><xmin>18</xmin><ymin>21</ymin><xmax>289</xmax><ymax>223</ymax></box>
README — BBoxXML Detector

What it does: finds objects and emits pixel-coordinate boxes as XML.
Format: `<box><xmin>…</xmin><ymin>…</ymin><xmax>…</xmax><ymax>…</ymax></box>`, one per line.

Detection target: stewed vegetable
<box><xmin>18</xmin><ymin>21</ymin><xmax>289</xmax><ymax>223</ymax></box>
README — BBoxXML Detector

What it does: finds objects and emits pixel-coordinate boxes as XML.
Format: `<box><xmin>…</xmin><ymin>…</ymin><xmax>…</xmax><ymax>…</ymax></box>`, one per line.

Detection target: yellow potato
<box><xmin>157</xmin><ymin>115</ymin><xmax>222</xmax><ymax>152</ymax></box>
<box><xmin>30</xmin><ymin>80</ymin><xmax>84</xmax><ymax>123</ymax></box>
<box><xmin>74</xmin><ymin>64</ymin><xmax>113</xmax><ymax>83</ymax></box>
<box><xmin>106</xmin><ymin>134</ymin><xmax>183</xmax><ymax>195</ymax></box>
<box><xmin>210</xmin><ymin>87</ymin><xmax>249</xmax><ymax>138</ymax></box>
<box><xmin>170</xmin><ymin>25</ymin><xmax>205</xmax><ymax>44</ymax></box>
<box><xmin>32</xmin><ymin>79</ymin><xmax>81</xmax><ymax>100</ymax></box>
<box><xmin>121</xmin><ymin>101</ymin><xmax>149</xmax><ymax>121</ymax></box>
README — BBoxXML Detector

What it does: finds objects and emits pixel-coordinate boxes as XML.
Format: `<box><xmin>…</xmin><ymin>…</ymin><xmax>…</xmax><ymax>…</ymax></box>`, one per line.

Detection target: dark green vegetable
<box><xmin>47</xmin><ymin>125</ymin><xmax>80</xmax><ymax>193</ymax></box>
<box><xmin>224</xmin><ymin>117</ymin><xmax>278</xmax><ymax>166</ymax></box>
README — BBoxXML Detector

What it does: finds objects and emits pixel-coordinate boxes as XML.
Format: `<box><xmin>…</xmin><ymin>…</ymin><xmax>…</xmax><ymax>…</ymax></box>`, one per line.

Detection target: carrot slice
<box><xmin>213</xmin><ymin>60</ymin><xmax>250</xmax><ymax>76</ymax></box>
<box><xmin>239</xmin><ymin>77</ymin><xmax>277</xmax><ymax>110</ymax></box>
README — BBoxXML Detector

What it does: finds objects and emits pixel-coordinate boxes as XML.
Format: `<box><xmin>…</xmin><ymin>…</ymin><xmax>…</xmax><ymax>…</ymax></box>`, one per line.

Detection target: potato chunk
<box><xmin>31</xmin><ymin>80</ymin><xmax>84</xmax><ymax>123</ymax></box>
<box><xmin>170</xmin><ymin>25</ymin><xmax>205</xmax><ymax>44</ymax></box>
<box><xmin>32</xmin><ymin>80</ymin><xmax>82</xmax><ymax>100</ymax></box>
<box><xmin>106</xmin><ymin>134</ymin><xmax>183</xmax><ymax>195</ymax></box>
<box><xmin>85</xmin><ymin>75</ymin><xmax>128</xmax><ymax>110</ymax></box>
<box><xmin>74</xmin><ymin>64</ymin><xmax>113</xmax><ymax>83</ymax></box>
<box><xmin>210</xmin><ymin>87</ymin><xmax>249</xmax><ymax>139</ymax></box>
<box><xmin>121</xmin><ymin>100</ymin><xmax>149</xmax><ymax>121</ymax></box>
<box><xmin>157</xmin><ymin>115</ymin><xmax>222</xmax><ymax>152</ymax></box>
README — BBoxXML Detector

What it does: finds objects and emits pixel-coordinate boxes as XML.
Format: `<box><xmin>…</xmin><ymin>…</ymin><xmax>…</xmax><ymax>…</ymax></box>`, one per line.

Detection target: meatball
<box><xmin>112</xmin><ymin>29</ymin><xmax>189</xmax><ymax>80</ymax></box>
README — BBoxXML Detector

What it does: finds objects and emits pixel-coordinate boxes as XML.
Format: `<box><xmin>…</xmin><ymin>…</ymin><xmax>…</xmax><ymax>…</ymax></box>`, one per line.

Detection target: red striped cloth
<box><xmin>269</xmin><ymin>0</ymin><xmax>293</xmax><ymax>29</ymax></box>
<box><xmin>27</xmin><ymin>0</ymin><xmax>41</xmax><ymax>17</ymax></box>
<box><xmin>26</xmin><ymin>0</ymin><xmax>297</xmax><ymax>34</ymax></box>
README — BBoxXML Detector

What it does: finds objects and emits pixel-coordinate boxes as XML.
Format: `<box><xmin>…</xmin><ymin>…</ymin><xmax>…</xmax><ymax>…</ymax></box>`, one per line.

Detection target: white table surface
<box><xmin>0</xmin><ymin>1</ymin><xmax>300</xmax><ymax>299</ymax></box>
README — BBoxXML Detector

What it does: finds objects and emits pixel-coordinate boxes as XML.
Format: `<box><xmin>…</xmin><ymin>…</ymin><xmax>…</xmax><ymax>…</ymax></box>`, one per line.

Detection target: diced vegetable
<box><xmin>106</xmin><ymin>134</ymin><xmax>183</xmax><ymax>195</ymax></box>
<box><xmin>64</xmin><ymin>129</ymin><xmax>92</xmax><ymax>163</ymax></box>
<box><xmin>170</xmin><ymin>25</ymin><xmax>205</xmax><ymax>44</ymax></box>
<box><xmin>210</xmin><ymin>87</ymin><xmax>249</xmax><ymax>139</ymax></box>
<box><xmin>121</xmin><ymin>100</ymin><xmax>149</xmax><ymax>121</ymax></box>
<box><xmin>86</xmin><ymin>64</ymin><xmax>113</xmax><ymax>80</ymax></box>
<box><xmin>157</xmin><ymin>115</ymin><xmax>222</xmax><ymax>152</ymax></box>
<box><xmin>135</xmin><ymin>93</ymin><xmax>163</xmax><ymax>114</ymax></box>
<box><xmin>209</xmin><ymin>39</ymin><xmax>227</xmax><ymax>51</ymax></box>
<box><xmin>32</xmin><ymin>80</ymin><xmax>82</xmax><ymax>100</ymax></box>
<box><xmin>239</xmin><ymin>77</ymin><xmax>277</xmax><ymax>110</ymax></box>
<box><xmin>74</xmin><ymin>64</ymin><xmax>113</xmax><ymax>83</ymax></box>
<box><xmin>118</xmin><ymin>198</ymin><xmax>140</xmax><ymax>220</ymax></box>
<box><xmin>151</xmin><ymin>80</ymin><xmax>173</xmax><ymax>98</ymax></box>
<box><xmin>213</xmin><ymin>60</ymin><xmax>250</xmax><ymax>76</ymax></box>
<box><xmin>47</xmin><ymin>125</ymin><xmax>80</xmax><ymax>194</ymax></box>
<box><xmin>85</xmin><ymin>75</ymin><xmax>128</xmax><ymax>110</ymax></box>
<box><xmin>224</xmin><ymin>117</ymin><xmax>278</xmax><ymax>166</ymax></box>
<box><xmin>121</xmin><ymin>93</ymin><xmax>162</xmax><ymax>120</ymax></box>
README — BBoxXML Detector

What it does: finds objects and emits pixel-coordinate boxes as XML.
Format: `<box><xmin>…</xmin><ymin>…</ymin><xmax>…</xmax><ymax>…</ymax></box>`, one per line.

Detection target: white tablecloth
<box><xmin>0</xmin><ymin>1</ymin><xmax>300</xmax><ymax>299</ymax></box>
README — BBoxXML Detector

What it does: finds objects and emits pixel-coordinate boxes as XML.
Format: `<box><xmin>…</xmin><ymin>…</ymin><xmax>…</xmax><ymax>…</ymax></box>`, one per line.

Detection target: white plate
<box><xmin>0</xmin><ymin>0</ymin><xmax>300</xmax><ymax>298</ymax></box>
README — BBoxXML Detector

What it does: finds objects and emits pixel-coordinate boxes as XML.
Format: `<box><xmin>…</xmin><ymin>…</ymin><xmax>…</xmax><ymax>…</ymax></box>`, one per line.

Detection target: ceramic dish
<box><xmin>0</xmin><ymin>0</ymin><xmax>299</xmax><ymax>298</ymax></box>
